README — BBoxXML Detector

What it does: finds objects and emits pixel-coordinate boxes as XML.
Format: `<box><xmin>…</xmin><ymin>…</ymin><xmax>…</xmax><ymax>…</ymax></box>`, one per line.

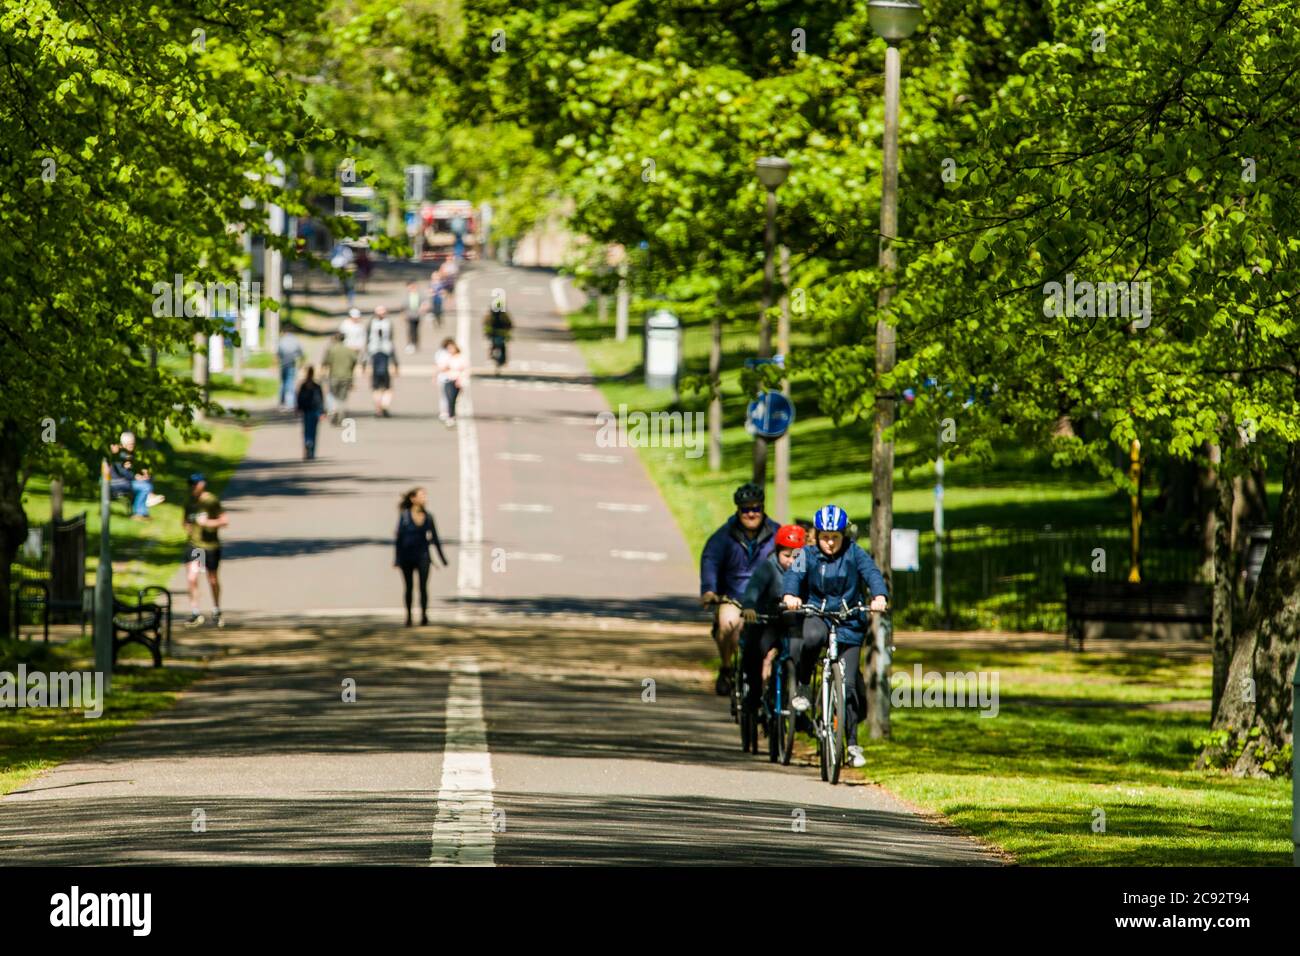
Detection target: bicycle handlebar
<box><xmin>790</xmin><ymin>602</ymin><xmax>880</xmax><ymax>621</ymax></box>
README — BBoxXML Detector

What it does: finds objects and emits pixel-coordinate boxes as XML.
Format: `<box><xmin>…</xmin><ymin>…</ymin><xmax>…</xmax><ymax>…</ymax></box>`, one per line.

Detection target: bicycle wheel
<box><xmin>779</xmin><ymin>657</ymin><xmax>797</xmax><ymax>766</ymax></box>
<box><xmin>815</xmin><ymin>668</ymin><xmax>829</xmax><ymax>781</ymax></box>
<box><xmin>766</xmin><ymin>676</ymin><xmax>780</xmax><ymax>763</ymax></box>
<box><xmin>828</xmin><ymin>663</ymin><xmax>846</xmax><ymax>785</ymax></box>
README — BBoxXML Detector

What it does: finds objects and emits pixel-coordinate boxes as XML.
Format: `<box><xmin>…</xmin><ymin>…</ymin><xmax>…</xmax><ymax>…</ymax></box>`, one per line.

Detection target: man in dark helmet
<box><xmin>699</xmin><ymin>482</ymin><xmax>779</xmax><ymax>696</ymax></box>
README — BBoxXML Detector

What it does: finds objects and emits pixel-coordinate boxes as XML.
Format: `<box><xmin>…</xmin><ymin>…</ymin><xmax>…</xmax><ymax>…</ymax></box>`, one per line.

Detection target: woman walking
<box><xmin>296</xmin><ymin>367</ymin><xmax>325</xmax><ymax>460</ymax></box>
<box><xmin>395</xmin><ymin>487</ymin><xmax>449</xmax><ymax>626</ymax></box>
<box><xmin>435</xmin><ymin>338</ymin><xmax>469</xmax><ymax>427</ymax></box>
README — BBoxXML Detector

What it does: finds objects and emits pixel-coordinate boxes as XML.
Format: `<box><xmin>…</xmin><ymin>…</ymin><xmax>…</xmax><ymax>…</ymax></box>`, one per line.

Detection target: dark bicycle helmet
<box><xmin>733</xmin><ymin>482</ymin><xmax>765</xmax><ymax>506</ymax></box>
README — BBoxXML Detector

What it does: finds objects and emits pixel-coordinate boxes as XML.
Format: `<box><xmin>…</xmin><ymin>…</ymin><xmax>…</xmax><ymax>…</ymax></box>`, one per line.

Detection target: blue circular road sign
<box><xmin>747</xmin><ymin>391</ymin><xmax>795</xmax><ymax>439</ymax></box>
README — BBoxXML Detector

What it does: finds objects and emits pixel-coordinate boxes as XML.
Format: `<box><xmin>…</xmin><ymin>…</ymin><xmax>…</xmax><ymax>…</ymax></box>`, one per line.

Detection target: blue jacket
<box><xmin>781</xmin><ymin>541</ymin><xmax>889</xmax><ymax>646</ymax></box>
<box><xmin>700</xmin><ymin>515</ymin><xmax>779</xmax><ymax>600</ymax></box>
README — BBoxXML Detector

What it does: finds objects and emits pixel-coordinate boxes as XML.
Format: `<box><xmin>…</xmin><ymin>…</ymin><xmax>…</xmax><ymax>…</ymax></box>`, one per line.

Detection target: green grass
<box><xmin>847</xmin><ymin>646</ymin><xmax>1292</xmax><ymax>865</ymax></box>
<box><xmin>0</xmin><ymin>634</ymin><xmax>205</xmax><ymax>795</ymax></box>
<box><xmin>19</xmin><ymin>421</ymin><xmax>250</xmax><ymax>602</ymax></box>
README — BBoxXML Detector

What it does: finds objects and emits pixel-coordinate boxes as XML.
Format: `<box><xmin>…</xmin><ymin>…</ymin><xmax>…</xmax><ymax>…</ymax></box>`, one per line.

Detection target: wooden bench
<box><xmin>1063</xmin><ymin>577</ymin><xmax>1211</xmax><ymax>650</ymax></box>
<box><xmin>11</xmin><ymin>578</ymin><xmax>94</xmax><ymax>642</ymax></box>
<box><xmin>111</xmin><ymin>588</ymin><xmax>173</xmax><ymax>667</ymax></box>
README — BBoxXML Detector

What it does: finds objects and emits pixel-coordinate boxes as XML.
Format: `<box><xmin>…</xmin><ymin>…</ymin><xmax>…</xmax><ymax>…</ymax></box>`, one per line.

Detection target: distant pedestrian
<box><xmin>405</xmin><ymin>280</ymin><xmax>422</xmax><ymax>353</ymax></box>
<box><xmin>435</xmin><ymin>338</ymin><xmax>468</xmax><ymax>428</ymax></box>
<box><xmin>322</xmin><ymin>332</ymin><xmax>357</xmax><ymax>425</ymax></box>
<box><xmin>368</xmin><ymin>306</ymin><xmax>398</xmax><ymax>417</ymax></box>
<box><xmin>276</xmin><ymin>328</ymin><xmax>304</xmax><ymax>410</ymax></box>
<box><xmin>296</xmin><ymin>367</ymin><xmax>325</xmax><ymax>459</ymax></box>
<box><xmin>431</xmin><ymin>281</ymin><xmax>445</xmax><ymax>330</ymax></box>
<box><xmin>183</xmin><ymin>473</ymin><xmax>228</xmax><ymax>628</ymax></box>
<box><xmin>395</xmin><ymin>486</ymin><xmax>449</xmax><ymax>627</ymax></box>
<box><xmin>340</xmin><ymin>307</ymin><xmax>366</xmax><ymax>357</ymax></box>
<box><xmin>355</xmin><ymin>245</ymin><xmax>373</xmax><ymax>291</ymax></box>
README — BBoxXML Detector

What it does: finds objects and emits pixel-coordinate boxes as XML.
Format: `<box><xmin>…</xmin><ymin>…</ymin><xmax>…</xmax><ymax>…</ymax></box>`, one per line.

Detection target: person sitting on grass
<box><xmin>107</xmin><ymin>431</ymin><xmax>165</xmax><ymax>520</ymax></box>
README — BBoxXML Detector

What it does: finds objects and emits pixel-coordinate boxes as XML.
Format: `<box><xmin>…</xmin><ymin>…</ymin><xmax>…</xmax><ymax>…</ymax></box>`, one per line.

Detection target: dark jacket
<box><xmin>742</xmin><ymin>553</ymin><xmax>792</xmax><ymax>617</ymax></box>
<box><xmin>781</xmin><ymin>541</ymin><xmax>889</xmax><ymax>646</ymax></box>
<box><xmin>395</xmin><ymin>508</ymin><xmax>448</xmax><ymax>567</ymax></box>
<box><xmin>700</xmin><ymin>515</ymin><xmax>779</xmax><ymax>599</ymax></box>
<box><xmin>297</xmin><ymin>380</ymin><xmax>324</xmax><ymax>414</ymax></box>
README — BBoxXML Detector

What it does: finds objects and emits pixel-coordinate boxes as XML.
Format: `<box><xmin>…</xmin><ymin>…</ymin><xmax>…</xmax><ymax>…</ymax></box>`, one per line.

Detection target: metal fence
<box><xmin>889</xmin><ymin>526</ymin><xmax>1203</xmax><ymax>632</ymax></box>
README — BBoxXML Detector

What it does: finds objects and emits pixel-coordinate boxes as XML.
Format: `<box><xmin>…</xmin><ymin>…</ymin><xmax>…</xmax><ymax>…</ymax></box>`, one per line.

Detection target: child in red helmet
<box><xmin>739</xmin><ymin>524</ymin><xmax>807</xmax><ymax>714</ymax></box>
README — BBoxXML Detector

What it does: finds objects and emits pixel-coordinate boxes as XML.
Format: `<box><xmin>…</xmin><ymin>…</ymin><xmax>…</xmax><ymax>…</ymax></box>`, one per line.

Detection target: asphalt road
<box><xmin>0</xmin><ymin>261</ymin><xmax>1001</xmax><ymax>866</ymax></box>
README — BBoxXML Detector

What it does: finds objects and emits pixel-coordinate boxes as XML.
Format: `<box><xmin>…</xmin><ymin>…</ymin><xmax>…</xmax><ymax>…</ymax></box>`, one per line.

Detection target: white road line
<box><xmin>503</xmin><ymin>551</ymin><xmax>563</xmax><ymax>563</ymax></box>
<box><xmin>560</xmin><ymin>415</ymin><xmax>597</xmax><ymax>426</ymax></box>
<box><xmin>550</xmin><ymin>276</ymin><xmax>569</xmax><ymax>313</ymax></box>
<box><xmin>511</xmin><ymin>360</ymin><xmax>579</xmax><ymax>373</ymax></box>
<box><xmin>610</xmin><ymin>549</ymin><xmax>668</xmax><ymax>561</ymax></box>
<box><xmin>499</xmin><ymin>503</ymin><xmax>554</xmax><ymax>513</ymax></box>
<box><xmin>537</xmin><ymin>344</ymin><xmax>572</xmax><ymax>353</ymax></box>
<box><xmin>597</xmin><ymin>502</ymin><xmax>650</xmax><ymax>513</ymax></box>
<box><xmin>431</xmin><ymin>658</ymin><xmax>495</xmax><ymax>867</ymax></box>
<box><xmin>578</xmin><ymin>453</ymin><xmax>623</xmax><ymax>464</ymax></box>
<box><xmin>495</xmin><ymin>452</ymin><xmax>543</xmax><ymax>462</ymax></box>
<box><xmin>456</xmin><ymin>278</ymin><xmax>482</xmax><ymax>599</ymax></box>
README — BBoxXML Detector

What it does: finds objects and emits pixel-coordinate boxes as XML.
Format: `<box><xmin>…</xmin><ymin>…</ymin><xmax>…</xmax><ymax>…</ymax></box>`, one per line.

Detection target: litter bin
<box><xmin>644</xmin><ymin>309</ymin><xmax>681</xmax><ymax>390</ymax></box>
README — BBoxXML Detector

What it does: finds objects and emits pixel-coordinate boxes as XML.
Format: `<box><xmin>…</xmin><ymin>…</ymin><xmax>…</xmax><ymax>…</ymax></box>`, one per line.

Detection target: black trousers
<box><xmin>399</xmin><ymin>559</ymin><xmax>430</xmax><ymax>617</ymax></box>
<box><xmin>740</xmin><ymin>621</ymin><xmax>787</xmax><ymax>708</ymax></box>
<box><xmin>788</xmin><ymin>617</ymin><xmax>867</xmax><ymax>744</ymax></box>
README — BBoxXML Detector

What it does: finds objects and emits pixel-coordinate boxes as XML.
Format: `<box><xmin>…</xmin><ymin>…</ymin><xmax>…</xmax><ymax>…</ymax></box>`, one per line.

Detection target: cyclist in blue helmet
<box><xmin>781</xmin><ymin>504</ymin><xmax>888</xmax><ymax>768</ymax></box>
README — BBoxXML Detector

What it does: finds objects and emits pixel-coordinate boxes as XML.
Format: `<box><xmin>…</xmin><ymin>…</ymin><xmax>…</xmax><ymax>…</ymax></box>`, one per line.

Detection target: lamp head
<box><xmin>755</xmin><ymin>156</ymin><xmax>792</xmax><ymax>191</ymax></box>
<box><xmin>868</xmin><ymin>0</ymin><xmax>923</xmax><ymax>42</ymax></box>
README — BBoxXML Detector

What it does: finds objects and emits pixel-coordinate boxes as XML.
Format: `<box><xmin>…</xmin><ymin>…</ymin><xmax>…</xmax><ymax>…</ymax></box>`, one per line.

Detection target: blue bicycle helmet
<box><xmin>813</xmin><ymin>504</ymin><xmax>849</xmax><ymax>532</ymax></box>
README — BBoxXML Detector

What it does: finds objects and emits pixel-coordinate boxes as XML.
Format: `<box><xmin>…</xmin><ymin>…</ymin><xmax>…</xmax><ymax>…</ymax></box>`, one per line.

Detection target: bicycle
<box><xmin>760</xmin><ymin>625</ymin><xmax>797</xmax><ymax>766</ymax></box>
<box><xmin>796</xmin><ymin>602</ymin><xmax>871</xmax><ymax>785</ymax></box>
<box><xmin>735</xmin><ymin>610</ymin><xmax>787</xmax><ymax>758</ymax></box>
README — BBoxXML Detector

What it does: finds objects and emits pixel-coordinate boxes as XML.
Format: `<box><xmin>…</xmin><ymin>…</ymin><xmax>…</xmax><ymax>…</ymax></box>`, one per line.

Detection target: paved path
<box><xmin>0</xmin><ymin>260</ymin><xmax>1002</xmax><ymax>866</ymax></box>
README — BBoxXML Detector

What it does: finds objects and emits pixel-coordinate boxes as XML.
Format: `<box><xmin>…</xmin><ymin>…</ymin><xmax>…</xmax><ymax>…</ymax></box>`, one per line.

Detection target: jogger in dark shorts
<box><xmin>183</xmin><ymin>473</ymin><xmax>228</xmax><ymax>627</ymax></box>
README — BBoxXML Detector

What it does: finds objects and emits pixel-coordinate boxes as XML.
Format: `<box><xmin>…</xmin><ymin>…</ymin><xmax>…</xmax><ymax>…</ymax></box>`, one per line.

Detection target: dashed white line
<box><xmin>578</xmin><ymin>453</ymin><xmax>623</xmax><ymax>464</ymax></box>
<box><xmin>503</xmin><ymin>552</ymin><xmax>563</xmax><ymax>563</ymax></box>
<box><xmin>597</xmin><ymin>502</ymin><xmax>650</xmax><ymax>513</ymax></box>
<box><xmin>499</xmin><ymin>503</ymin><xmax>554</xmax><ymax>513</ymax></box>
<box><xmin>610</xmin><ymin>549</ymin><xmax>668</xmax><ymax>561</ymax></box>
<box><xmin>495</xmin><ymin>452</ymin><xmax>543</xmax><ymax>462</ymax></box>
<box><xmin>456</xmin><ymin>278</ymin><xmax>482</xmax><ymax>599</ymax></box>
<box><xmin>431</xmin><ymin>658</ymin><xmax>494</xmax><ymax>867</ymax></box>
<box><xmin>549</xmin><ymin>276</ymin><xmax>570</xmax><ymax>313</ymax></box>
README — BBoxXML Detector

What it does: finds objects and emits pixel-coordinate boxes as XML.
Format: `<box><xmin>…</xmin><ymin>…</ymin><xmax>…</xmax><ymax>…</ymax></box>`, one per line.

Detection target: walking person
<box><xmin>367</xmin><ymin>305</ymin><xmax>399</xmax><ymax>417</ymax></box>
<box><xmin>322</xmin><ymin>332</ymin><xmax>357</xmax><ymax>425</ymax></box>
<box><xmin>430</xmin><ymin>277</ymin><xmax>445</xmax><ymax>331</ymax></box>
<box><xmin>296</xmin><ymin>367</ymin><xmax>325</xmax><ymax>459</ymax></box>
<box><xmin>276</xmin><ymin>327</ymin><xmax>304</xmax><ymax>410</ymax></box>
<box><xmin>340</xmin><ymin>307</ymin><xmax>367</xmax><ymax>359</ymax></box>
<box><xmin>395</xmin><ymin>486</ymin><xmax>449</xmax><ymax>627</ymax></box>
<box><xmin>435</xmin><ymin>338</ymin><xmax>469</xmax><ymax>427</ymax></box>
<box><xmin>405</xmin><ymin>280</ymin><xmax>423</xmax><ymax>353</ymax></box>
<box><xmin>183</xmin><ymin>473</ymin><xmax>228</xmax><ymax>628</ymax></box>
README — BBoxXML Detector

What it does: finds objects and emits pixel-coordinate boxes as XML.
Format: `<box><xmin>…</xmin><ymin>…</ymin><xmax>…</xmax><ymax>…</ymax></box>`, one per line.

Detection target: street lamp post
<box><xmin>754</xmin><ymin>156</ymin><xmax>791</xmax><ymax>489</ymax></box>
<box><xmin>866</xmin><ymin>0</ymin><xmax>922</xmax><ymax>739</ymax></box>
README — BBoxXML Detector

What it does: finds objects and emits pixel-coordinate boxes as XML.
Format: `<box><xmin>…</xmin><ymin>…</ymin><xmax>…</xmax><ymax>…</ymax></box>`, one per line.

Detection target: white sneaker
<box><xmin>791</xmin><ymin>695</ymin><xmax>811</xmax><ymax>713</ymax></box>
<box><xmin>146</xmin><ymin>493</ymin><xmax>165</xmax><ymax>507</ymax></box>
<box><xmin>847</xmin><ymin>745</ymin><xmax>866</xmax><ymax>768</ymax></box>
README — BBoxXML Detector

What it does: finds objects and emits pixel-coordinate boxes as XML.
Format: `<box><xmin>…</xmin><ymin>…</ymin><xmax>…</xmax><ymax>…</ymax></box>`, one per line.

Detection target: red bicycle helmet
<box><xmin>775</xmin><ymin>524</ymin><xmax>807</xmax><ymax>549</ymax></box>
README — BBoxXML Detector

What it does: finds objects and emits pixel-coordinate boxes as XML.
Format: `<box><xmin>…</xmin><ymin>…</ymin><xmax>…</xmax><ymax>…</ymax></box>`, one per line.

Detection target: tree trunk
<box><xmin>0</xmin><ymin>420</ymin><xmax>29</xmax><ymax>638</ymax></box>
<box><xmin>1196</xmin><ymin>442</ymin><xmax>1217</xmax><ymax>583</ymax></box>
<box><xmin>1210</xmin><ymin>447</ymin><xmax>1234</xmax><ymax>721</ymax></box>
<box><xmin>1198</xmin><ymin>439</ymin><xmax>1299</xmax><ymax>777</ymax></box>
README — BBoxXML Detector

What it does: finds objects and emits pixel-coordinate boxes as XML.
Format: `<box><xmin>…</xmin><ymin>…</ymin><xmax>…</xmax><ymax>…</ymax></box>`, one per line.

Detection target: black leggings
<box><xmin>399</xmin><ymin>560</ymin><xmax>430</xmax><ymax>617</ymax></box>
<box><xmin>788</xmin><ymin>617</ymin><xmax>867</xmax><ymax>744</ymax></box>
<box><xmin>740</xmin><ymin>621</ymin><xmax>787</xmax><ymax>707</ymax></box>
